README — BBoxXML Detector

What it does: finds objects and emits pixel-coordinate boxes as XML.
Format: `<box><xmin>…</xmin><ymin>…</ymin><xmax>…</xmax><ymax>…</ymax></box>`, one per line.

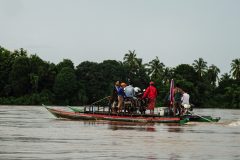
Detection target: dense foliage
<box><xmin>0</xmin><ymin>46</ymin><xmax>239</xmax><ymax>108</ymax></box>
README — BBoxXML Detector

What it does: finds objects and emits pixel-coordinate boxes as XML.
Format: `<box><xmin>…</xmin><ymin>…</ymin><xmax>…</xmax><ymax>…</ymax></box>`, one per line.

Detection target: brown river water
<box><xmin>0</xmin><ymin>105</ymin><xmax>239</xmax><ymax>160</ymax></box>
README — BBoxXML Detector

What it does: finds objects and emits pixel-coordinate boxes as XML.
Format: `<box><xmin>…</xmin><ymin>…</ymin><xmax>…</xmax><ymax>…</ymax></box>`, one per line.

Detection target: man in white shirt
<box><xmin>182</xmin><ymin>91</ymin><xmax>190</xmax><ymax>105</ymax></box>
<box><xmin>181</xmin><ymin>91</ymin><xmax>191</xmax><ymax>113</ymax></box>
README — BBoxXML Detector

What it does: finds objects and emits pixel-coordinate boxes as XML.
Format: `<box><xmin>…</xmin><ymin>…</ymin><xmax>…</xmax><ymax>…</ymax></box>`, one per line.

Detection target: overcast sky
<box><xmin>0</xmin><ymin>0</ymin><xmax>239</xmax><ymax>75</ymax></box>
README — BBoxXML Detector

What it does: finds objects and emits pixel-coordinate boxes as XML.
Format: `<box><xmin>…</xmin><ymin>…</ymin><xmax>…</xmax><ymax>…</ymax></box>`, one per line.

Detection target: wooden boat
<box><xmin>44</xmin><ymin>102</ymin><xmax>220</xmax><ymax>124</ymax></box>
<box><xmin>69</xmin><ymin>106</ymin><xmax>221</xmax><ymax>123</ymax></box>
<box><xmin>44</xmin><ymin>79</ymin><xmax>221</xmax><ymax>124</ymax></box>
<box><xmin>44</xmin><ymin>106</ymin><xmax>189</xmax><ymax>124</ymax></box>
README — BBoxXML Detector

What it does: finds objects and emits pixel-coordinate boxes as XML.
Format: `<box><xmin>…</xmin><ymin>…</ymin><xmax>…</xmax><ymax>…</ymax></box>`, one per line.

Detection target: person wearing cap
<box><xmin>120</xmin><ymin>82</ymin><xmax>127</xmax><ymax>88</ymax></box>
<box><xmin>142</xmin><ymin>81</ymin><xmax>158</xmax><ymax>114</ymax></box>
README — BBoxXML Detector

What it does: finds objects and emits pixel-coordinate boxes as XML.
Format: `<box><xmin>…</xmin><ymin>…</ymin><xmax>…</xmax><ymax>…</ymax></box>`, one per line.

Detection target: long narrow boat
<box><xmin>45</xmin><ymin>106</ymin><xmax>189</xmax><ymax>124</ymax></box>
<box><xmin>68</xmin><ymin>106</ymin><xmax>220</xmax><ymax>123</ymax></box>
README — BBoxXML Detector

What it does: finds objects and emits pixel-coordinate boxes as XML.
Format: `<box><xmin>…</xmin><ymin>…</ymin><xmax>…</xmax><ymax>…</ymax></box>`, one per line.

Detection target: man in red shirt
<box><xmin>142</xmin><ymin>81</ymin><xmax>158</xmax><ymax>114</ymax></box>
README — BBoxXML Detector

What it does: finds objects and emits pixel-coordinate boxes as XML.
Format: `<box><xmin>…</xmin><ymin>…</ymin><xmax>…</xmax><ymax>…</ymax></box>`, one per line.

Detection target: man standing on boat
<box><xmin>174</xmin><ymin>84</ymin><xmax>183</xmax><ymax>116</ymax></box>
<box><xmin>181</xmin><ymin>89</ymin><xmax>191</xmax><ymax>114</ymax></box>
<box><xmin>116</xmin><ymin>82</ymin><xmax>125</xmax><ymax>113</ymax></box>
<box><xmin>142</xmin><ymin>81</ymin><xmax>158</xmax><ymax>115</ymax></box>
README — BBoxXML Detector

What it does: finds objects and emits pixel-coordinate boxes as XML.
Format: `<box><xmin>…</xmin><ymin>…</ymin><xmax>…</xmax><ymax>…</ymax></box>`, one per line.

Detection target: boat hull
<box><xmin>184</xmin><ymin>115</ymin><xmax>220</xmax><ymax>122</ymax></box>
<box><xmin>69</xmin><ymin>106</ymin><xmax>220</xmax><ymax>123</ymax></box>
<box><xmin>45</xmin><ymin>107</ymin><xmax>186</xmax><ymax>124</ymax></box>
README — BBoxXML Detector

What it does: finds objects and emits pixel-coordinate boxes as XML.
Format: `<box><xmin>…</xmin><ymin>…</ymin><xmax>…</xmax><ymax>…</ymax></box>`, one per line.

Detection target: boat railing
<box><xmin>84</xmin><ymin>96</ymin><xmax>111</xmax><ymax>113</ymax></box>
<box><xmin>84</xmin><ymin>96</ymin><xmax>146</xmax><ymax>115</ymax></box>
<box><xmin>83</xmin><ymin>96</ymin><xmax>166</xmax><ymax>117</ymax></box>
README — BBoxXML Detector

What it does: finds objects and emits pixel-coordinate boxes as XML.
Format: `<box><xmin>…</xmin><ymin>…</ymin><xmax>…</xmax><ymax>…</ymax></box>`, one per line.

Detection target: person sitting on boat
<box><xmin>142</xmin><ymin>81</ymin><xmax>158</xmax><ymax>115</ymax></box>
<box><xmin>181</xmin><ymin>89</ymin><xmax>191</xmax><ymax>114</ymax></box>
<box><xmin>134</xmin><ymin>87</ymin><xmax>144</xmax><ymax>104</ymax></box>
<box><xmin>173</xmin><ymin>84</ymin><xmax>183</xmax><ymax>116</ymax></box>
<box><xmin>132</xmin><ymin>87</ymin><xmax>146</xmax><ymax>114</ymax></box>
<box><xmin>134</xmin><ymin>87</ymin><xmax>141</xmax><ymax>96</ymax></box>
<box><xmin>124</xmin><ymin>83</ymin><xmax>138</xmax><ymax>113</ymax></box>
<box><xmin>124</xmin><ymin>83</ymin><xmax>135</xmax><ymax>98</ymax></box>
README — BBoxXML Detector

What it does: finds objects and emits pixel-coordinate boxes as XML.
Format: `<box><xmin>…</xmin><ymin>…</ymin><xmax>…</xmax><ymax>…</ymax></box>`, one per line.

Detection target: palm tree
<box><xmin>220</xmin><ymin>73</ymin><xmax>231</xmax><ymax>82</ymax></box>
<box><xmin>13</xmin><ymin>48</ymin><xmax>27</xmax><ymax>57</ymax></box>
<box><xmin>207</xmin><ymin>64</ymin><xmax>220</xmax><ymax>86</ymax></box>
<box><xmin>123</xmin><ymin>50</ymin><xmax>140</xmax><ymax>69</ymax></box>
<box><xmin>192</xmin><ymin>58</ymin><xmax>208</xmax><ymax>79</ymax></box>
<box><xmin>230</xmin><ymin>58</ymin><xmax>240</xmax><ymax>80</ymax></box>
<box><xmin>147</xmin><ymin>56</ymin><xmax>165</xmax><ymax>80</ymax></box>
<box><xmin>123</xmin><ymin>50</ymin><xmax>143</xmax><ymax>80</ymax></box>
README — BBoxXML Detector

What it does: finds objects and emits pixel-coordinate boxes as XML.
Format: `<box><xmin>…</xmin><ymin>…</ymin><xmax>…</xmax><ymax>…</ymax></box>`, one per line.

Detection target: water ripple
<box><xmin>0</xmin><ymin>106</ymin><xmax>240</xmax><ymax>160</ymax></box>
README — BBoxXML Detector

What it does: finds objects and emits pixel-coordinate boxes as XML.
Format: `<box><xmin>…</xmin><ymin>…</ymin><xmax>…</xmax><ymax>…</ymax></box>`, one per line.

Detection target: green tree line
<box><xmin>0</xmin><ymin>46</ymin><xmax>239</xmax><ymax>108</ymax></box>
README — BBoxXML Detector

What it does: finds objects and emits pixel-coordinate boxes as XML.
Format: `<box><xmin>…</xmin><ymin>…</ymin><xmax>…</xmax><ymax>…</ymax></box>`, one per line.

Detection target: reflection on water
<box><xmin>108</xmin><ymin>121</ymin><xmax>156</xmax><ymax>132</ymax></box>
<box><xmin>0</xmin><ymin>106</ymin><xmax>240</xmax><ymax>160</ymax></box>
<box><xmin>166</xmin><ymin>124</ymin><xmax>184</xmax><ymax>133</ymax></box>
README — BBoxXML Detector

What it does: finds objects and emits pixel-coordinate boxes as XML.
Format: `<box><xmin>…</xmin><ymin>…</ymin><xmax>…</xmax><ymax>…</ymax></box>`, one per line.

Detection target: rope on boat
<box><xmin>87</xmin><ymin>96</ymin><xmax>111</xmax><ymax>112</ymax></box>
<box><xmin>91</xmin><ymin>96</ymin><xmax>110</xmax><ymax>105</ymax></box>
<box><xmin>66</xmin><ymin>97</ymin><xmax>110</xmax><ymax>113</ymax></box>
